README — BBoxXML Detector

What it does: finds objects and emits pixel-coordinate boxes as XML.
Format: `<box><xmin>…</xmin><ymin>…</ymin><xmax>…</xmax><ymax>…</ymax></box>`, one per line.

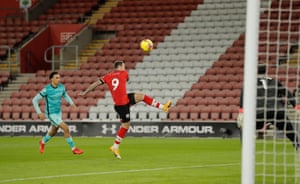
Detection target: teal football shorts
<box><xmin>47</xmin><ymin>112</ymin><xmax>63</xmax><ymax>127</ymax></box>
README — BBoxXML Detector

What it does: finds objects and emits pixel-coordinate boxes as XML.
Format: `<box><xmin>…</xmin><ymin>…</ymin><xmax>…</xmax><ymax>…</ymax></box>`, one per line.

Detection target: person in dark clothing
<box><xmin>237</xmin><ymin>64</ymin><xmax>300</xmax><ymax>149</ymax></box>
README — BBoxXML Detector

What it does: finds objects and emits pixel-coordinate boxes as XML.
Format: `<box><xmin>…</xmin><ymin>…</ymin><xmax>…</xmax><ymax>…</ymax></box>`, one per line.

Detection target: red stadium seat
<box><xmin>86</xmin><ymin>97</ymin><xmax>97</xmax><ymax>106</ymax></box>
<box><xmin>175</xmin><ymin>98</ymin><xmax>187</xmax><ymax>106</ymax></box>
<box><xmin>195</xmin><ymin>97</ymin><xmax>208</xmax><ymax>106</ymax></box>
<box><xmin>11</xmin><ymin>92</ymin><xmax>21</xmax><ymax>98</ymax></box>
<box><xmin>21</xmin><ymin>106</ymin><xmax>32</xmax><ymax>120</ymax></box>
<box><xmin>168</xmin><ymin>106</ymin><xmax>180</xmax><ymax>120</ymax></box>
<box><xmin>11</xmin><ymin>98</ymin><xmax>20</xmax><ymax>106</ymax></box>
<box><xmin>11</xmin><ymin>106</ymin><xmax>22</xmax><ymax>120</ymax></box>
<box><xmin>69</xmin><ymin>107</ymin><xmax>78</xmax><ymax>120</ymax></box>
<box><xmin>64</xmin><ymin>76</ymin><xmax>74</xmax><ymax>84</ymax></box>
<box><xmin>189</xmin><ymin>105</ymin><xmax>200</xmax><ymax>120</ymax></box>
<box><xmin>178</xmin><ymin>106</ymin><xmax>190</xmax><ymax>120</ymax></box>
<box><xmin>23</xmin><ymin>98</ymin><xmax>33</xmax><ymax>106</ymax></box>
<box><xmin>2</xmin><ymin>99</ymin><xmax>12</xmax><ymax>106</ymax></box>
<box><xmin>210</xmin><ymin>106</ymin><xmax>221</xmax><ymax>121</ymax></box>
<box><xmin>1</xmin><ymin>106</ymin><xmax>12</xmax><ymax>116</ymax></box>
<box><xmin>219</xmin><ymin>105</ymin><xmax>232</xmax><ymax>121</ymax></box>
<box><xmin>79</xmin><ymin>106</ymin><xmax>89</xmax><ymax>119</ymax></box>
<box><xmin>31</xmin><ymin>107</ymin><xmax>39</xmax><ymax>120</ymax></box>
<box><xmin>75</xmin><ymin>98</ymin><xmax>88</xmax><ymax>106</ymax></box>
<box><xmin>62</xmin><ymin>106</ymin><xmax>70</xmax><ymax>120</ymax></box>
<box><xmin>199</xmin><ymin>105</ymin><xmax>211</xmax><ymax>120</ymax></box>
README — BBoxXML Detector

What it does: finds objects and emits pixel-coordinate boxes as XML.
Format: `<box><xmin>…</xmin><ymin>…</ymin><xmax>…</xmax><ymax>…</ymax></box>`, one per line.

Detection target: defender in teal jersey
<box><xmin>32</xmin><ymin>71</ymin><xmax>83</xmax><ymax>155</ymax></box>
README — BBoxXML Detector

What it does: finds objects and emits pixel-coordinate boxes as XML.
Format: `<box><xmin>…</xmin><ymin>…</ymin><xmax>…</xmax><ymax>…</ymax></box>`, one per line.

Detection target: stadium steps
<box><xmin>0</xmin><ymin>53</ymin><xmax>19</xmax><ymax>73</ymax></box>
<box><xmin>0</xmin><ymin>73</ymin><xmax>34</xmax><ymax>106</ymax></box>
<box><xmin>78</xmin><ymin>39</ymin><xmax>108</xmax><ymax>58</ymax></box>
<box><xmin>85</xmin><ymin>0</ymin><xmax>121</xmax><ymax>25</ymax></box>
<box><xmin>60</xmin><ymin>39</ymin><xmax>108</xmax><ymax>70</ymax></box>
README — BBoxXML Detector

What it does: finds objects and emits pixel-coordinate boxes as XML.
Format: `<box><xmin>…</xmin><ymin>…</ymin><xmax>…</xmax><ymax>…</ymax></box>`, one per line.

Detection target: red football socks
<box><xmin>114</xmin><ymin>127</ymin><xmax>128</xmax><ymax>145</ymax></box>
<box><xmin>143</xmin><ymin>95</ymin><xmax>161</xmax><ymax>108</ymax></box>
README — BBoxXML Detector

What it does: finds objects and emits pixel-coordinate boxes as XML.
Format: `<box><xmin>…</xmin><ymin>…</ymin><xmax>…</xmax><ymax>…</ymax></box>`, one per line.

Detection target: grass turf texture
<box><xmin>0</xmin><ymin>137</ymin><xmax>293</xmax><ymax>184</ymax></box>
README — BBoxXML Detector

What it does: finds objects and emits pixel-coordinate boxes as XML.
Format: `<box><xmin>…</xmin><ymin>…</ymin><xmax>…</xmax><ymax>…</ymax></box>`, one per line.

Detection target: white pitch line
<box><xmin>0</xmin><ymin>163</ymin><xmax>240</xmax><ymax>183</ymax></box>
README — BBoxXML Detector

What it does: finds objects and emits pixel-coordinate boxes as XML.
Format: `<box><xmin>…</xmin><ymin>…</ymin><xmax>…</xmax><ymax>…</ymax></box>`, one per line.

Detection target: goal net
<box><xmin>254</xmin><ymin>0</ymin><xmax>300</xmax><ymax>183</ymax></box>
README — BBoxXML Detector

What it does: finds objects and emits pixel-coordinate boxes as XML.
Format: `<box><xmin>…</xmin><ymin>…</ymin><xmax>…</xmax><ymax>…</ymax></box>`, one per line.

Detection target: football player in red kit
<box><xmin>79</xmin><ymin>60</ymin><xmax>172</xmax><ymax>159</ymax></box>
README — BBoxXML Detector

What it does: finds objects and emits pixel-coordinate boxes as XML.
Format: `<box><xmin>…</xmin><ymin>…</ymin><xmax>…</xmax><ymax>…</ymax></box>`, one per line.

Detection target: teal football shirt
<box><xmin>32</xmin><ymin>83</ymin><xmax>73</xmax><ymax>115</ymax></box>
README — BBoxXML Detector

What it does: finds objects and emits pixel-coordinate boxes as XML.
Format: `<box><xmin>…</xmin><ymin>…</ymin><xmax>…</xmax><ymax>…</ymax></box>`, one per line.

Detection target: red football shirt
<box><xmin>101</xmin><ymin>70</ymin><xmax>129</xmax><ymax>105</ymax></box>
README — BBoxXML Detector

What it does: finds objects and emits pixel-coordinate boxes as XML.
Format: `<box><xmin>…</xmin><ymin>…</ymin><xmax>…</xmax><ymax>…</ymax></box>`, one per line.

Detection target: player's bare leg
<box><xmin>134</xmin><ymin>93</ymin><xmax>172</xmax><ymax>112</ymax></box>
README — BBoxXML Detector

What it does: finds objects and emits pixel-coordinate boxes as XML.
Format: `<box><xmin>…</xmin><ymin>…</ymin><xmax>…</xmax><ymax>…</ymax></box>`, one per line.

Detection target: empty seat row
<box><xmin>89</xmin><ymin>110</ymin><xmax>168</xmax><ymax>121</ymax></box>
<box><xmin>117</xmin><ymin>29</ymin><xmax>171</xmax><ymax>37</ymax></box>
<box><xmin>127</xmin><ymin>81</ymin><xmax>193</xmax><ymax>91</ymax></box>
<box><xmin>107</xmin><ymin>37</ymin><xmax>144</xmax><ymax>44</ymax></box>
<box><xmin>185</xmin><ymin>14</ymin><xmax>245</xmax><ymax>22</ymax></box>
<box><xmin>130</xmin><ymin>67</ymin><xmax>201</xmax><ymax>75</ymax></box>
<box><xmin>199</xmin><ymin>74</ymin><xmax>243</xmax><ymax>83</ymax></box>
<box><xmin>143</xmin><ymin>54</ymin><xmax>217</xmax><ymax>62</ymax></box>
<box><xmin>168</xmin><ymin>105</ymin><xmax>238</xmax><ymax>121</ymax></box>
<box><xmin>0</xmin><ymin>105</ymin><xmax>89</xmax><ymax>120</ymax></box>
<box><xmin>149</xmin><ymin>47</ymin><xmax>226</xmax><ymax>55</ymax></box>
<box><xmin>36</xmin><ymin>69</ymin><xmax>103</xmax><ymax>78</ymax></box>
<box><xmin>104</xmin><ymin>11</ymin><xmax>191</xmax><ymax>19</ymax></box>
<box><xmin>171</xmin><ymin>26</ymin><xmax>245</xmax><ymax>35</ymax></box>
<box><xmin>176</xmin><ymin>96</ymin><xmax>239</xmax><ymax>106</ymax></box>
<box><xmin>97</xmin><ymin>17</ymin><xmax>185</xmax><ymax>25</ymax></box>
<box><xmin>158</xmin><ymin>40</ymin><xmax>233</xmax><ymax>49</ymax></box>
<box><xmin>164</xmin><ymin>33</ymin><xmax>239</xmax><ymax>42</ymax></box>
<box><xmin>191</xmin><ymin>81</ymin><xmax>242</xmax><ymax>90</ymax></box>
<box><xmin>96</xmin><ymin>48</ymin><xmax>147</xmax><ymax>57</ymax></box>
<box><xmin>136</xmin><ymin>60</ymin><xmax>208</xmax><ymax>69</ymax></box>
<box><xmin>111</xmin><ymin>4</ymin><xmax>198</xmax><ymax>13</ymax></box>
<box><xmin>184</xmin><ymin>89</ymin><xmax>241</xmax><ymax>98</ymax></box>
<box><xmin>117</xmin><ymin>0</ymin><xmax>202</xmax><ymax>7</ymax></box>
<box><xmin>201</xmin><ymin>2</ymin><xmax>245</xmax><ymax>9</ymax></box>
<box><xmin>123</xmin><ymin>23</ymin><xmax>178</xmax><ymax>31</ymax></box>
<box><xmin>191</xmin><ymin>8</ymin><xmax>245</xmax><ymax>16</ymax></box>
<box><xmin>28</xmin><ymin>77</ymin><xmax>97</xmax><ymax>85</ymax></box>
<box><xmin>87</xmin><ymin>55</ymin><xmax>144</xmax><ymax>64</ymax></box>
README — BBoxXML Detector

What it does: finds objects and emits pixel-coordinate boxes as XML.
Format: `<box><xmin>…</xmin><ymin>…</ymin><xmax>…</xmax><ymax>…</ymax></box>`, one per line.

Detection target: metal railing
<box><xmin>44</xmin><ymin>45</ymin><xmax>78</xmax><ymax>71</ymax></box>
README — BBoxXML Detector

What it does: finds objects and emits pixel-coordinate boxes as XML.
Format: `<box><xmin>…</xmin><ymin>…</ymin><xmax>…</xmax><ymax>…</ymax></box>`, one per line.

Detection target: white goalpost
<box><xmin>242</xmin><ymin>0</ymin><xmax>260</xmax><ymax>184</ymax></box>
<box><xmin>242</xmin><ymin>0</ymin><xmax>300</xmax><ymax>183</ymax></box>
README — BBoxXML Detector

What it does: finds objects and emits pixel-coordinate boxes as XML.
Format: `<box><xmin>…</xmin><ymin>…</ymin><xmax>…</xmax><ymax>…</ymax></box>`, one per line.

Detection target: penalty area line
<box><xmin>0</xmin><ymin>163</ymin><xmax>240</xmax><ymax>183</ymax></box>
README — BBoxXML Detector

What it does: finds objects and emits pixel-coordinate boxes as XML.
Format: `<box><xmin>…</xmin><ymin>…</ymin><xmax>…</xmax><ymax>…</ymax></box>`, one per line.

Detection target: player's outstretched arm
<box><xmin>79</xmin><ymin>79</ymin><xmax>104</xmax><ymax>96</ymax></box>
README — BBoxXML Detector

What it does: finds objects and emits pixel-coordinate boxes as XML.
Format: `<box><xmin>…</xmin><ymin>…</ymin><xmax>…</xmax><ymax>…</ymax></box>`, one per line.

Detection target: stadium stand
<box><xmin>90</xmin><ymin>0</ymin><xmax>204</xmax><ymax>121</ymax></box>
<box><xmin>1</xmin><ymin>0</ymin><xmax>299</xmax><ymax>123</ymax></box>
<box><xmin>169</xmin><ymin>0</ymin><xmax>299</xmax><ymax>122</ymax></box>
<box><xmin>0</xmin><ymin>0</ymin><xmax>247</xmax><ymax>121</ymax></box>
<box><xmin>153</xmin><ymin>0</ymin><xmax>248</xmax><ymax>121</ymax></box>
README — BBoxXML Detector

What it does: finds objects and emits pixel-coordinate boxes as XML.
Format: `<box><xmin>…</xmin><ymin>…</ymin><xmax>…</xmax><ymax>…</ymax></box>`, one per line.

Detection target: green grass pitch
<box><xmin>0</xmin><ymin>137</ymin><xmax>242</xmax><ymax>184</ymax></box>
